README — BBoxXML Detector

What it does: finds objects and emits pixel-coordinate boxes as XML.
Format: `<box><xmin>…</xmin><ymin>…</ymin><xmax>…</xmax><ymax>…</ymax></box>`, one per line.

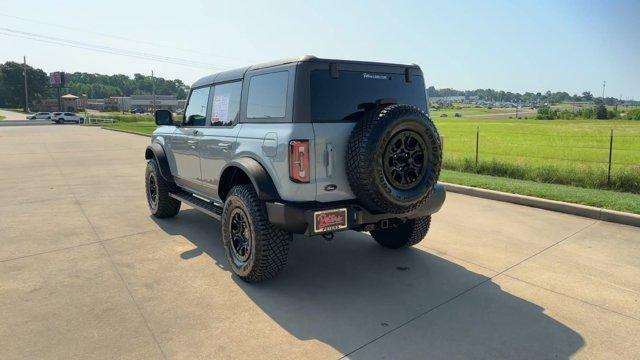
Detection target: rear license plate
<box><xmin>313</xmin><ymin>208</ymin><xmax>348</xmax><ymax>233</ymax></box>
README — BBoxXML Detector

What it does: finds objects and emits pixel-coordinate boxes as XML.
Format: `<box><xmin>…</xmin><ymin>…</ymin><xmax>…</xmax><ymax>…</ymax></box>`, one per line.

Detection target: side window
<box><xmin>211</xmin><ymin>81</ymin><xmax>242</xmax><ymax>126</ymax></box>
<box><xmin>246</xmin><ymin>71</ymin><xmax>288</xmax><ymax>119</ymax></box>
<box><xmin>184</xmin><ymin>86</ymin><xmax>211</xmax><ymax>126</ymax></box>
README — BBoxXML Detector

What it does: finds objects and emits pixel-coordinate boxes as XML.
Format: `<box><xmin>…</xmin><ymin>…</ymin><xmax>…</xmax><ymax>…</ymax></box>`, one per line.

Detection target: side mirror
<box><xmin>154</xmin><ymin>110</ymin><xmax>175</xmax><ymax>126</ymax></box>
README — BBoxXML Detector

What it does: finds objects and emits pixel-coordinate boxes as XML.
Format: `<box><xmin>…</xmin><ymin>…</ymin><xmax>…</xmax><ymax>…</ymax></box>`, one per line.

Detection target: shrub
<box><xmin>536</xmin><ymin>106</ymin><xmax>558</xmax><ymax>120</ymax></box>
<box><xmin>596</xmin><ymin>104</ymin><xmax>608</xmax><ymax>119</ymax></box>
<box><xmin>624</xmin><ymin>109</ymin><xmax>640</xmax><ymax>120</ymax></box>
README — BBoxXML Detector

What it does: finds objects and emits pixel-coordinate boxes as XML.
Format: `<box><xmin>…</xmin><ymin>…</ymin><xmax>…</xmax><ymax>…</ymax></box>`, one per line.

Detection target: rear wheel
<box><xmin>370</xmin><ymin>216</ymin><xmax>431</xmax><ymax>249</ymax></box>
<box><xmin>145</xmin><ymin>160</ymin><xmax>181</xmax><ymax>218</ymax></box>
<box><xmin>222</xmin><ymin>184</ymin><xmax>291</xmax><ymax>282</ymax></box>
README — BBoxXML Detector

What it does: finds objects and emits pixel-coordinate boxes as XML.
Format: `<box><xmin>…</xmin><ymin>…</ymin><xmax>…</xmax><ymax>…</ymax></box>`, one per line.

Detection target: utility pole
<box><xmin>602</xmin><ymin>81</ymin><xmax>606</xmax><ymax>100</ymax></box>
<box><xmin>23</xmin><ymin>56</ymin><xmax>29</xmax><ymax>113</ymax></box>
<box><xmin>151</xmin><ymin>70</ymin><xmax>156</xmax><ymax>113</ymax></box>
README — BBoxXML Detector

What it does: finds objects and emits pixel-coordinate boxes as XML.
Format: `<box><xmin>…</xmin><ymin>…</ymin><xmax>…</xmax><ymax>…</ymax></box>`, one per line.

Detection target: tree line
<box><xmin>427</xmin><ymin>86</ymin><xmax>626</xmax><ymax>106</ymax></box>
<box><xmin>1</xmin><ymin>60</ymin><xmax>633</xmax><ymax>109</ymax></box>
<box><xmin>0</xmin><ymin>61</ymin><xmax>190</xmax><ymax>108</ymax></box>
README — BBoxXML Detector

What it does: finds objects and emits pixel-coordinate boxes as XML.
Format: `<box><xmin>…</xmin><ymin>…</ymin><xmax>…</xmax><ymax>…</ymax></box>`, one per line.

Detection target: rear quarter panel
<box><xmin>235</xmin><ymin>123</ymin><xmax>317</xmax><ymax>202</ymax></box>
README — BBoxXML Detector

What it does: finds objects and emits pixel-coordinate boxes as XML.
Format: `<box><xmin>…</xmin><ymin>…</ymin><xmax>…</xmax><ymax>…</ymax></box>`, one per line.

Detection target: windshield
<box><xmin>310</xmin><ymin>69</ymin><xmax>427</xmax><ymax>122</ymax></box>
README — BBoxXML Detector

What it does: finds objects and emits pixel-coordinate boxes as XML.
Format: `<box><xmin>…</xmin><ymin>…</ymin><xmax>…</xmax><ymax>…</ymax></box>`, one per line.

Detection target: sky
<box><xmin>1</xmin><ymin>0</ymin><xmax>639</xmax><ymax>98</ymax></box>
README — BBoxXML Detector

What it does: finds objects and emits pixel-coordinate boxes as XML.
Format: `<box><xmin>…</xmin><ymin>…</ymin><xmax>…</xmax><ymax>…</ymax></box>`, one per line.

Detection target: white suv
<box><xmin>26</xmin><ymin>112</ymin><xmax>51</xmax><ymax>120</ymax></box>
<box><xmin>52</xmin><ymin>112</ymin><xmax>84</xmax><ymax>124</ymax></box>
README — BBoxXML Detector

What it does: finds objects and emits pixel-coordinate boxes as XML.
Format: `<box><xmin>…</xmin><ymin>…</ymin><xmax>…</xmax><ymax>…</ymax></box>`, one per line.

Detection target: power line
<box><xmin>0</xmin><ymin>12</ymin><xmax>240</xmax><ymax>63</ymax></box>
<box><xmin>0</xmin><ymin>27</ymin><xmax>232</xmax><ymax>70</ymax></box>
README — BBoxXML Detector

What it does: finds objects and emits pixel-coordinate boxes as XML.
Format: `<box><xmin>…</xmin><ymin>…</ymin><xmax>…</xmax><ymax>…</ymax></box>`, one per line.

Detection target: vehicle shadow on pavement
<box><xmin>154</xmin><ymin>209</ymin><xmax>584</xmax><ymax>359</ymax></box>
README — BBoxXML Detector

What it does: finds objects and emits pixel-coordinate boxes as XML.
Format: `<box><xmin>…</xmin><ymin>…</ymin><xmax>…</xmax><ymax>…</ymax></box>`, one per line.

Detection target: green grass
<box><xmin>441</xmin><ymin>170</ymin><xmax>640</xmax><ymax>215</ymax></box>
<box><xmin>102</xmin><ymin>121</ymin><xmax>156</xmax><ymax>135</ymax></box>
<box><xmin>435</xmin><ymin>117</ymin><xmax>640</xmax><ymax>193</ymax></box>
<box><xmin>0</xmin><ymin>115</ymin><xmax>5</xmax><ymax>121</ymax></box>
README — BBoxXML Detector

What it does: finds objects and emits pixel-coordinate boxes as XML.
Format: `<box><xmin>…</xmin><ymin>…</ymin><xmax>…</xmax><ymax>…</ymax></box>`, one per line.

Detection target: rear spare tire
<box><xmin>346</xmin><ymin>104</ymin><xmax>442</xmax><ymax>214</ymax></box>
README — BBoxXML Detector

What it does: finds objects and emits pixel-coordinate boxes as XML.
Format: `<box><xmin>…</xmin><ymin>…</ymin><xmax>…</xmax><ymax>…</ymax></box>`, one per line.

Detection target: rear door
<box><xmin>199</xmin><ymin>80</ymin><xmax>243</xmax><ymax>196</ymax></box>
<box><xmin>168</xmin><ymin>86</ymin><xmax>211</xmax><ymax>184</ymax></box>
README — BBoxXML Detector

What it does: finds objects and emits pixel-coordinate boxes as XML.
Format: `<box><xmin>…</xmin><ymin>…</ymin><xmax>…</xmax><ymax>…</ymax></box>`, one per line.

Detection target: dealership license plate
<box><xmin>313</xmin><ymin>208</ymin><xmax>348</xmax><ymax>233</ymax></box>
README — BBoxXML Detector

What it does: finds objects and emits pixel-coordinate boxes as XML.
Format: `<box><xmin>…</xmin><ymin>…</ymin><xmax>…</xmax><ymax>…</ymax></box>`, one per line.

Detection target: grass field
<box><xmin>102</xmin><ymin>121</ymin><xmax>155</xmax><ymax>135</ymax></box>
<box><xmin>435</xmin><ymin>117</ymin><xmax>640</xmax><ymax>193</ymax></box>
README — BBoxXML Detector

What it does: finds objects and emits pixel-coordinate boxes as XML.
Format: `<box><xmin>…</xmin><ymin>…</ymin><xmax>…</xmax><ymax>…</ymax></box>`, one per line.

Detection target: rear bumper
<box><xmin>266</xmin><ymin>183</ymin><xmax>446</xmax><ymax>236</ymax></box>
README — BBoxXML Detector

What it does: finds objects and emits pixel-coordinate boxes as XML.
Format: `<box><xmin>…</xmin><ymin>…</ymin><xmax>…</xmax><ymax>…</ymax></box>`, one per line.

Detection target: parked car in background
<box><xmin>52</xmin><ymin>112</ymin><xmax>84</xmax><ymax>124</ymax></box>
<box><xmin>130</xmin><ymin>108</ymin><xmax>145</xmax><ymax>114</ymax></box>
<box><xmin>26</xmin><ymin>112</ymin><xmax>51</xmax><ymax>120</ymax></box>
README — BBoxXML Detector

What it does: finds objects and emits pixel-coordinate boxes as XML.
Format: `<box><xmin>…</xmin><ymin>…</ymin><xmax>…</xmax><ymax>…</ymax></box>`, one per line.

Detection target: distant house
<box><xmin>32</xmin><ymin>93</ymin><xmax>87</xmax><ymax>112</ymax></box>
<box><xmin>61</xmin><ymin>94</ymin><xmax>79</xmax><ymax>112</ymax></box>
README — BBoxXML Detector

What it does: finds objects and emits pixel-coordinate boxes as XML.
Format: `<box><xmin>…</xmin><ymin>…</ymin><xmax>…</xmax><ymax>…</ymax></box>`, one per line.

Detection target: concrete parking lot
<box><xmin>1</xmin><ymin>125</ymin><xmax>639</xmax><ymax>359</ymax></box>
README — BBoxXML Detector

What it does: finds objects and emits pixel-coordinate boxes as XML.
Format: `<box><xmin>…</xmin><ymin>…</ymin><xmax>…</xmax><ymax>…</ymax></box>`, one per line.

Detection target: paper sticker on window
<box><xmin>211</xmin><ymin>95</ymin><xmax>230</xmax><ymax>124</ymax></box>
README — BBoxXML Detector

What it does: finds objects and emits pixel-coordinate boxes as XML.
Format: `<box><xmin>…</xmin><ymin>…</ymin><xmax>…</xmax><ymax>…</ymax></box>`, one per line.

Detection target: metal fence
<box><xmin>84</xmin><ymin>116</ymin><xmax>117</xmax><ymax>125</ymax></box>
<box><xmin>442</xmin><ymin>126</ymin><xmax>640</xmax><ymax>191</ymax></box>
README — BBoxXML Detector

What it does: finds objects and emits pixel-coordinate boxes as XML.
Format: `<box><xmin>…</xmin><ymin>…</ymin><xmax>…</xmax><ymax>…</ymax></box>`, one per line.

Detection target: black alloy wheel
<box><xmin>383</xmin><ymin>130</ymin><xmax>428</xmax><ymax>190</ymax></box>
<box><xmin>147</xmin><ymin>172</ymin><xmax>159</xmax><ymax>211</ymax></box>
<box><xmin>229</xmin><ymin>208</ymin><xmax>252</xmax><ymax>264</ymax></box>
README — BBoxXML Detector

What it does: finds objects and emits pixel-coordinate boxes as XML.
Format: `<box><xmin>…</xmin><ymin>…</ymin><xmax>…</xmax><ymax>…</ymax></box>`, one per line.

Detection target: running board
<box><xmin>169</xmin><ymin>192</ymin><xmax>223</xmax><ymax>220</ymax></box>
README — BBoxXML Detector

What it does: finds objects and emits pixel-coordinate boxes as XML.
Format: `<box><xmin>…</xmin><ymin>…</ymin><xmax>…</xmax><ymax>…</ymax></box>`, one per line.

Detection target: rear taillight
<box><xmin>289</xmin><ymin>140</ymin><xmax>310</xmax><ymax>183</ymax></box>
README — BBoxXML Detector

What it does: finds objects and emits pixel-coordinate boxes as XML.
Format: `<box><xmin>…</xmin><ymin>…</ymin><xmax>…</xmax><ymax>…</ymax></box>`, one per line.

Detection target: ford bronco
<box><xmin>145</xmin><ymin>56</ymin><xmax>445</xmax><ymax>282</ymax></box>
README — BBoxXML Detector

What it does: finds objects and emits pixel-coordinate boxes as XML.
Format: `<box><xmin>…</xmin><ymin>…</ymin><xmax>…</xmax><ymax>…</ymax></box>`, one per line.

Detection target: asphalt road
<box><xmin>1</xmin><ymin>125</ymin><xmax>638</xmax><ymax>359</ymax></box>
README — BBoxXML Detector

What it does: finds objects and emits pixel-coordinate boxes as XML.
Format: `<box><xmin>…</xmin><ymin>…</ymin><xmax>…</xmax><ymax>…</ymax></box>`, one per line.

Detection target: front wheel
<box><xmin>370</xmin><ymin>216</ymin><xmax>431</xmax><ymax>249</ymax></box>
<box><xmin>145</xmin><ymin>160</ymin><xmax>181</xmax><ymax>218</ymax></box>
<box><xmin>222</xmin><ymin>184</ymin><xmax>291</xmax><ymax>282</ymax></box>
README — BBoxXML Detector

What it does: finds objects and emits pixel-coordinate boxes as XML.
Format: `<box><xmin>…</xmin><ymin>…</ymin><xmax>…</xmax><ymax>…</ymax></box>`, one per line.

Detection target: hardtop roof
<box><xmin>191</xmin><ymin>56</ymin><xmax>420</xmax><ymax>88</ymax></box>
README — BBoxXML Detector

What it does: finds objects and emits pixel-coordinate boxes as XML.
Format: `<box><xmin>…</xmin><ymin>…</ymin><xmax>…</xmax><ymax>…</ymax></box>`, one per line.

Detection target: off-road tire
<box><xmin>222</xmin><ymin>184</ymin><xmax>291</xmax><ymax>283</ymax></box>
<box><xmin>346</xmin><ymin>104</ymin><xmax>442</xmax><ymax>214</ymax></box>
<box><xmin>370</xmin><ymin>216</ymin><xmax>431</xmax><ymax>249</ymax></box>
<box><xmin>145</xmin><ymin>160</ymin><xmax>181</xmax><ymax>218</ymax></box>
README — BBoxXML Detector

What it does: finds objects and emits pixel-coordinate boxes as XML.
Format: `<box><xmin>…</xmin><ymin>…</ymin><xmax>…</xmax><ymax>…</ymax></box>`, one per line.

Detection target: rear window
<box><xmin>247</xmin><ymin>71</ymin><xmax>288</xmax><ymax>119</ymax></box>
<box><xmin>310</xmin><ymin>70</ymin><xmax>426</xmax><ymax>122</ymax></box>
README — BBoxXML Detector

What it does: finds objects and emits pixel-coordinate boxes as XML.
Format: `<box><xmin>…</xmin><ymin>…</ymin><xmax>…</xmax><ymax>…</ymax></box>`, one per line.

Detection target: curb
<box><xmin>442</xmin><ymin>182</ymin><xmax>640</xmax><ymax>227</ymax></box>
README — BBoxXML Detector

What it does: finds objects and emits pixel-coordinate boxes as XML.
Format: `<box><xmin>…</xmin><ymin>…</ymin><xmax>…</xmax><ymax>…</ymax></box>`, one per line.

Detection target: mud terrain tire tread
<box><xmin>145</xmin><ymin>160</ymin><xmax>181</xmax><ymax>218</ymax></box>
<box><xmin>222</xmin><ymin>184</ymin><xmax>291</xmax><ymax>283</ymax></box>
<box><xmin>346</xmin><ymin>105</ymin><xmax>442</xmax><ymax>214</ymax></box>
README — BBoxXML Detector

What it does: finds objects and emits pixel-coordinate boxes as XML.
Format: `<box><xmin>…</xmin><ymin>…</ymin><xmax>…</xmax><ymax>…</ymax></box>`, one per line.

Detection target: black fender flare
<box><xmin>218</xmin><ymin>158</ymin><xmax>280</xmax><ymax>201</ymax></box>
<box><xmin>145</xmin><ymin>143</ymin><xmax>174</xmax><ymax>182</ymax></box>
